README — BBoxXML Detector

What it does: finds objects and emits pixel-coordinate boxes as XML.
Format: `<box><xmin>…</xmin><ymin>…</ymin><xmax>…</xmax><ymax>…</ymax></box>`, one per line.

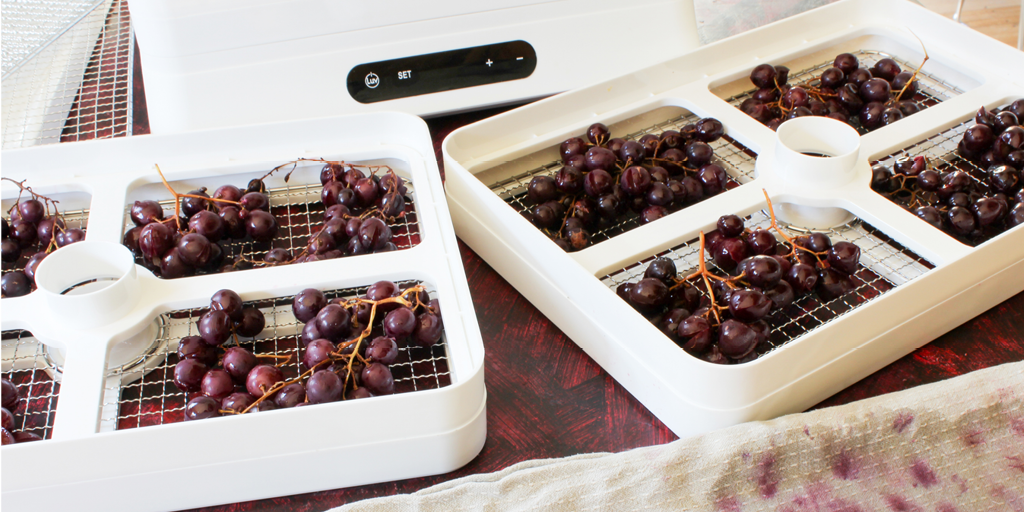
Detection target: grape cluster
<box><xmin>179</xmin><ymin>282</ymin><xmax>442</xmax><ymax>421</ymax></box>
<box><xmin>123</xmin><ymin>176</ymin><xmax>279</xmax><ymax>278</ymax></box>
<box><xmin>618</xmin><ymin>205</ymin><xmax>862</xmax><ymax>364</ymax></box>
<box><xmin>2</xmin><ymin>180</ymin><xmax>83</xmax><ymax>298</ymax></box>
<box><xmin>871</xmin><ymin>100</ymin><xmax>1024</xmax><ymax>242</ymax></box>
<box><xmin>1</xmin><ymin>377</ymin><xmax>44</xmax><ymax>445</ymax></box>
<box><xmin>525</xmin><ymin>120</ymin><xmax>730</xmax><ymax>251</ymax></box>
<box><xmin>740</xmin><ymin>53</ymin><xmax>924</xmax><ymax>132</ymax></box>
<box><xmin>123</xmin><ymin>160</ymin><xmax>408</xmax><ymax>278</ymax></box>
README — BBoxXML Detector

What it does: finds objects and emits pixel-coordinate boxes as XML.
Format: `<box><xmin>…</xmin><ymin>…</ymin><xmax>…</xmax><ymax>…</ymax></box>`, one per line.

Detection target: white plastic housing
<box><xmin>0</xmin><ymin>112</ymin><xmax>485</xmax><ymax>511</ymax></box>
<box><xmin>442</xmin><ymin>0</ymin><xmax>1024</xmax><ymax>439</ymax></box>
<box><xmin>128</xmin><ymin>0</ymin><xmax>699</xmax><ymax>133</ymax></box>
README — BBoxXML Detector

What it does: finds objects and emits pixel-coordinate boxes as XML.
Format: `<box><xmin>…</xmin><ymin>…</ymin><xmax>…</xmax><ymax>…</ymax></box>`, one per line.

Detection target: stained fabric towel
<box><xmin>336</xmin><ymin>361</ymin><xmax>1024</xmax><ymax>511</ymax></box>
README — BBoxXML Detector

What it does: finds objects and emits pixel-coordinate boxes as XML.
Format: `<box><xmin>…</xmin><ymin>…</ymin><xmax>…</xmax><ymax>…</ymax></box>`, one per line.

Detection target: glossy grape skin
<box><xmin>245</xmin><ymin>210</ymin><xmax>278</xmax><ymax>242</ymax></box>
<box><xmin>560</xmin><ymin>137</ymin><xmax>588</xmax><ymax>162</ymax></box>
<box><xmin>210</xmin><ymin>289</ymin><xmax>243</xmax><ymax>321</ymax></box>
<box><xmin>306</xmin><ymin>370</ymin><xmax>344</xmax><ymax>403</ymax></box>
<box><xmin>235</xmin><ymin>307</ymin><xmax>265</xmax><ymax>337</ymax></box>
<box><xmin>686</xmin><ymin>142</ymin><xmax>714</xmax><ymax>169</ymax></box>
<box><xmin>718</xmin><ymin>319</ymin><xmax>758</xmax><ymax>359</ymax></box>
<box><xmin>184</xmin><ymin>396</ymin><xmax>220</xmax><ymax>421</ymax></box>
<box><xmin>628</xmin><ymin>278</ymin><xmax>669</xmax><ymax>307</ymax></box>
<box><xmin>737</xmin><ymin>255</ymin><xmax>783</xmax><ymax>288</ymax></box>
<box><xmin>1007</xmin><ymin>203</ymin><xmax>1024</xmax><ymax>228</ymax></box>
<box><xmin>713</xmin><ymin>237</ymin><xmax>748</xmax><ymax>272</ymax></box>
<box><xmin>246</xmin><ymin>364</ymin><xmax>284</xmax><ymax>397</ymax></box>
<box><xmin>367</xmin><ymin>336</ymin><xmax>399</xmax><ymax>365</ymax></box>
<box><xmin>728</xmin><ymin>289</ymin><xmax>772</xmax><ymax>322</ymax></box>
<box><xmin>239</xmin><ymin>192</ymin><xmax>270</xmax><ymax>212</ymax></box>
<box><xmin>272</xmin><ymin>383</ymin><xmax>306</xmax><ymax>409</ymax></box>
<box><xmin>745</xmin><ymin>229</ymin><xmax>778</xmax><ymax>255</ymax></box>
<box><xmin>222</xmin><ymin>392</ymin><xmax>256</xmax><ymax>414</ymax></box>
<box><xmin>914</xmin><ymin>206</ymin><xmax>943</xmax><ymax>229</ymax></box>
<box><xmin>358</xmin><ymin>217</ymin><xmax>392</xmax><ymax>250</ymax></box>
<box><xmin>15</xmin><ymin>199</ymin><xmax>44</xmax><ymax>225</ymax></box>
<box><xmin>173</xmin><ymin>359</ymin><xmax>208</xmax><ymax>392</ymax></box>
<box><xmin>2</xmin><ymin>407</ymin><xmax>15</xmax><ymax>431</ymax></box>
<box><xmin>130</xmin><ymin>200</ymin><xmax>165</xmax><ymax>227</ymax></box>
<box><xmin>313</xmin><ymin>304</ymin><xmax>351</xmax><ymax>341</ymax></box>
<box><xmin>916</xmin><ymin>170</ymin><xmax>941</xmax><ymax>192</ymax></box>
<box><xmin>188</xmin><ymin>210</ymin><xmax>225</xmax><ymax>243</ymax></box>
<box><xmin>859</xmin><ymin>101</ymin><xmax>887</xmax><ymax>130</ymax></box>
<box><xmin>972</xmin><ymin>197</ymin><xmax>1005</xmax><ymax>227</ymax></box>
<box><xmin>198</xmin><ymin>310</ymin><xmax>233</xmax><ymax>346</ymax></box>
<box><xmin>786</xmin><ymin>263</ymin><xmax>819</xmax><ymax>294</ymax></box>
<box><xmin>1</xmin><ymin>272</ymin><xmax>32</xmax><ymax>297</ymax></box>
<box><xmin>826</xmin><ymin>241</ymin><xmax>861</xmax><ymax>275</ymax></box>
<box><xmin>677</xmin><ymin>315</ymin><xmax>712</xmax><ymax>353</ymax></box>
<box><xmin>2</xmin><ymin>238</ymin><xmax>21</xmax><ymax>262</ymax></box>
<box><xmin>361</xmin><ymin>363</ymin><xmax>395</xmax><ymax>395</ymax></box>
<box><xmin>749</xmin><ymin>64</ymin><xmax>777</xmax><ymax>88</ymax></box>
<box><xmin>947</xmin><ymin>206</ymin><xmax>977</xmax><ymax>235</ymax></box>
<box><xmin>303</xmin><ymin>338</ymin><xmax>336</xmax><ymax>371</ymax></box>
<box><xmin>181</xmin><ymin>188</ymin><xmax>210</xmax><ymax>218</ymax></box>
<box><xmin>2</xmin><ymin>379</ymin><xmax>20</xmax><ymax>410</ymax></box>
<box><xmin>816</xmin><ymin>267</ymin><xmax>853</xmax><ymax>301</ymax></box>
<box><xmin>819</xmin><ymin>67</ymin><xmax>846</xmax><ymax>89</ymax></box>
<box><xmin>834</xmin><ymin>53</ymin><xmax>859</xmax><ymax>74</ymax></box>
<box><xmin>292</xmin><ymin>289</ymin><xmax>327</xmax><ymax>323</ymax></box>
<box><xmin>384</xmin><ymin>306</ymin><xmax>417</xmax><ymax>339</ymax></box>
<box><xmin>413</xmin><ymin>311</ymin><xmax>443</xmax><ymax>347</ymax></box>
<box><xmin>891</xmin><ymin>72</ymin><xmax>918</xmax><ymax>98</ymax></box>
<box><xmin>159</xmin><ymin>248</ymin><xmax>194</xmax><ymax>279</ymax></box>
<box><xmin>222</xmin><ymin>346</ymin><xmax>258</xmax><ymax>382</ymax></box>
<box><xmin>138</xmin><ymin>222</ymin><xmax>174</xmax><ymax>260</ymax></box>
<box><xmin>177</xmin><ymin>335</ymin><xmax>218</xmax><ymax>366</ymax></box>
<box><xmin>871</xmin><ymin>58</ymin><xmax>901</xmax><ymax>81</ymax></box>
<box><xmin>696</xmin><ymin>118</ymin><xmax>725</xmax><ymax>142</ymax></box>
<box><xmin>717</xmin><ymin>215</ymin><xmax>744</xmax><ymax>237</ymax></box>
<box><xmin>619</xmin><ymin>166</ymin><xmax>652</xmax><ymax>197</ymax></box>
<box><xmin>527</xmin><ymin>176</ymin><xmax>558</xmax><ymax>204</ymax></box>
<box><xmin>781</xmin><ymin>87</ymin><xmax>810</xmax><ymax>109</ymax></box>
<box><xmin>644</xmin><ymin>258</ymin><xmax>677</xmax><ymax>283</ymax></box>
<box><xmin>989</xmin><ymin>165</ymin><xmax>1020</xmax><ymax>193</ymax></box>
<box><xmin>697</xmin><ymin>164</ymin><xmax>728</xmax><ymax>196</ymax></box>
<box><xmin>201</xmin><ymin>369</ymin><xmax>234</xmax><ymax>400</ymax></box>
<box><xmin>765</xmin><ymin>280</ymin><xmax>795</xmax><ymax>309</ymax></box>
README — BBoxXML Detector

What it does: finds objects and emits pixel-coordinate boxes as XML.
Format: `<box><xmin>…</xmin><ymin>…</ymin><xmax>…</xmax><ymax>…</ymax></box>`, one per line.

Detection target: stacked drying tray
<box><xmin>0</xmin><ymin>112</ymin><xmax>485</xmax><ymax>511</ymax></box>
<box><xmin>442</xmin><ymin>0</ymin><xmax>1024</xmax><ymax>438</ymax></box>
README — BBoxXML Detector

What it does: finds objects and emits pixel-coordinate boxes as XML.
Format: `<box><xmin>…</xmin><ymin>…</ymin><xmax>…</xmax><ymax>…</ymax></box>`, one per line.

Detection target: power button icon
<box><xmin>364</xmin><ymin>72</ymin><xmax>380</xmax><ymax>89</ymax></box>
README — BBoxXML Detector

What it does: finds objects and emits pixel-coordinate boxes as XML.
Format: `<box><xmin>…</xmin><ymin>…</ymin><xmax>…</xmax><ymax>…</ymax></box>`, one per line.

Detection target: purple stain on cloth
<box><xmin>831</xmin><ymin>448</ymin><xmax>859</xmax><ymax>480</ymax></box>
<box><xmin>936</xmin><ymin>503</ymin><xmax>959</xmax><ymax>512</ymax></box>
<box><xmin>892</xmin><ymin>412</ymin><xmax>914</xmax><ymax>433</ymax></box>
<box><xmin>961</xmin><ymin>429</ymin><xmax>985</xmax><ymax>447</ymax></box>
<box><xmin>717</xmin><ymin>496</ymin><xmax>743</xmax><ymax>512</ymax></box>
<box><xmin>951</xmin><ymin>474</ymin><xmax>969</xmax><ymax>494</ymax></box>
<box><xmin>909</xmin><ymin>460</ymin><xmax>938</xmax><ymax>488</ymax></box>
<box><xmin>884</xmin><ymin>494</ymin><xmax>923</xmax><ymax>511</ymax></box>
<box><xmin>1008</xmin><ymin>456</ymin><xmax>1024</xmax><ymax>473</ymax></box>
<box><xmin>756</xmin><ymin>452</ymin><xmax>779</xmax><ymax>499</ymax></box>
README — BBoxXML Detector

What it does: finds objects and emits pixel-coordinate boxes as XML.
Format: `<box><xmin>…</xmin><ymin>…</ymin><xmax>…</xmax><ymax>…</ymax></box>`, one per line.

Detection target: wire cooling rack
<box><xmin>1</xmin><ymin>0</ymin><xmax>133</xmax><ymax>149</ymax></box>
<box><xmin>723</xmin><ymin>49</ymin><xmax>966</xmax><ymax>135</ymax></box>
<box><xmin>0</xmin><ymin>330</ymin><xmax>61</xmax><ymax>440</ymax></box>
<box><xmin>489</xmin><ymin>111</ymin><xmax>758</xmax><ymax>248</ymax></box>
<box><xmin>599</xmin><ymin>210</ymin><xmax>934</xmax><ymax>362</ymax></box>
<box><xmin>103</xmin><ymin>281</ymin><xmax>452</xmax><ymax>431</ymax></box>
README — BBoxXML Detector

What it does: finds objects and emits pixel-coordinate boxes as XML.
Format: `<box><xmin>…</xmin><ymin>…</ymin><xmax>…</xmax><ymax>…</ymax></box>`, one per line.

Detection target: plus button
<box><xmin>485</xmin><ymin>59</ymin><xmax>493</xmax><ymax>67</ymax></box>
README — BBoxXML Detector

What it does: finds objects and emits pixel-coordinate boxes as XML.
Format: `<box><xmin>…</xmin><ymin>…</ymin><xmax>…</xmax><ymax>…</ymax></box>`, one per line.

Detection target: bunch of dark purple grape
<box><xmin>179</xmin><ymin>282</ymin><xmax>442</xmax><ymax>421</ymax></box>
<box><xmin>2</xmin><ymin>377</ymin><xmax>44</xmax><ymax>445</ymax></box>
<box><xmin>740</xmin><ymin>53</ymin><xmax>924</xmax><ymax>132</ymax></box>
<box><xmin>123</xmin><ymin>172</ymin><xmax>278</xmax><ymax>278</ymax></box>
<box><xmin>618</xmin><ymin>204</ymin><xmax>862</xmax><ymax>364</ymax></box>
<box><xmin>2</xmin><ymin>179</ymin><xmax>84</xmax><ymax>298</ymax></box>
<box><xmin>123</xmin><ymin>160</ymin><xmax>408</xmax><ymax>278</ymax></box>
<box><xmin>526</xmin><ymin>120</ymin><xmax>729</xmax><ymax>251</ymax></box>
<box><xmin>871</xmin><ymin>101</ymin><xmax>1024</xmax><ymax>242</ymax></box>
<box><xmin>259</xmin><ymin>160</ymin><xmax>407</xmax><ymax>265</ymax></box>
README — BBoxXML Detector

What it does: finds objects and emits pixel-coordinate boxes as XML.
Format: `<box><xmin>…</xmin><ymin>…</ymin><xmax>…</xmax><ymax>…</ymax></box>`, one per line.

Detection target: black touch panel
<box><xmin>347</xmin><ymin>41</ymin><xmax>537</xmax><ymax>103</ymax></box>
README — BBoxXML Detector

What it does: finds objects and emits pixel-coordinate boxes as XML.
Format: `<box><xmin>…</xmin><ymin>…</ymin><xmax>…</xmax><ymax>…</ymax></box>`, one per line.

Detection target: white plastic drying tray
<box><xmin>442</xmin><ymin>0</ymin><xmax>1024</xmax><ymax>439</ymax></box>
<box><xmin>0</xmin><ymin>112</ymin><xmax>485</xmax><ymax>511</ymax></box>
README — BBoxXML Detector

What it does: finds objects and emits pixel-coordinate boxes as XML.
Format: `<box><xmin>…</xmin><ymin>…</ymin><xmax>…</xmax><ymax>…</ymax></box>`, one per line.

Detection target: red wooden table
<box><xmin>168</xmin><ymin>102</ymin><xmax>1023</xmax><ymax>512</ymax></box>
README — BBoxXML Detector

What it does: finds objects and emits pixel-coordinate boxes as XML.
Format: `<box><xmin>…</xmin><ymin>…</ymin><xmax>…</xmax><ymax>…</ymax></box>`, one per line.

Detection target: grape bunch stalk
<box><xmin>739</xmin><ymin>47</ymin><xmax>929</xmax><ymax>132</ymax></box>
<box><xmin>525</xmin><ymin>119</ymin><xmax>730</xmax><ymax>251</ymax></box>
<box><xmin>619</xmin><ymin>191</ymin><xmax>863</xmax><ymax>364</ymax></box>
<box><xmin>2</xmin><ymin>178</ymin><xmax>85</xmax><ymax>298</ymax></box>
<box><xmin>871</xmin><ymin>99</ymin><xmax>1024</xmax><ymax>242</ymax></box>
<box><xmin>177</xmin><ymin>282</ymin><xmax>443</xmax><ymax>421</ymax></box>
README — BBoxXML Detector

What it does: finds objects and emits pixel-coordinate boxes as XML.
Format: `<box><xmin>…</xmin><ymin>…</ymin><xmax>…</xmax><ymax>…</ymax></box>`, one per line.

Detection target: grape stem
<box><xmin>893</xmin><ymin>30</ymin><xmax>929</xmax><ymax>103</ymax></box>
<box><xmin>153</xmin><ymin>164</ymin><xmax>242</xmax><ymax>231</ymax></box>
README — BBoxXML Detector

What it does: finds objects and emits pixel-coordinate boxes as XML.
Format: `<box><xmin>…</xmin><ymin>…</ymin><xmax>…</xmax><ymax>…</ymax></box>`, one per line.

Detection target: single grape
<box><xmin>816</xmin><ymin>267</ymin><xmax>853</xmax><ymax>301</ymax></box>
<box><xmin>737</xmin><ymin>255</ymin><xmax>783</xmax><ymax>288</ymax></box>
<box><xmin>367</xmin><ymin>336</ymin><xmax>399</xmax><ymax>364</ymax></box>
<box><xmin>245</xmin><ymin>210</ymin><xmax>278</xmax><ymax>242</ymax></box>
<box><xmin>358</xmin><ymin>217</ymin><xmax>392</xmax><ymax>250</ymax></box>
<box><xmin>246</xmin><ymin>364</ymin><xmax>284</xmax><ymax>397</ymax></box>
<box><xmin>198</xmin><ymin>310</ymin><xmax>233</xmax><ymax>346</ymax></box>
<box><xmin>210</xmin><ymin>289</ymin><xmax>243</xmax><ymax>321</ymax></box>
<box><xmin>718</xmin><ymin>319</ymin><xmax>758</xmax><ymax>359</ymax></box>
<box><xmin>177</xmin><ymin>335</ymin><xmax>218</xmax><ymax>366</ymax></box>
<box><xmin>235</xmin><ymin>307</ymin><xmax>265</xmax><ymax>337</ymax></box>
<box><xmin>361</xmin><ymin>363</ymin><xmax>395</xmax><ymax>395</ymax></box>
<box><xmin>173</xmin><ymin>359</ymin><xmax>208</xmax><ymax>392</ymax></box>
<box><xmin>181</xmin><ymin>188</ymin><xmax>210</xmax><ymax>218</ymax></box>
<box><xmin>1</xmin><ymin>428</ymin><xmax>15</xmax><ymax>445</ymax></box>
<box><xmin>184</xmin><ymin>396</ymin><xmax>221</xmax><ymax>421</ymax></box>
<box><xmin>303</xmin><ymin>338</ymin><xmax>337</xmax><ymax>370</ymax></box>
<box><xmin>678</xmin><ymin>315</ymin><xmax>713</xmax><ymax>353</ymax></box>
<box><xmin>728</xmin><ymin>289</ymin><xmax>772</xmax><ymax>322</ymax></box>
<box><xmin>315</xmin><ymin>304</ymin><xmax>352</xmax><ymax>341</ymax></box>
<box><xmin>384</xmin><ymin>306</ymin><xmax>417</xmax><ymax>339</ymax></box>
<box><xmin>306</xmin><ymin>370</ymin><xmax>344</xmax><ymax>403</ymax></box>
<box><xmin>1</xmin><ymin>272</ymin><xmax>32</xmax><ymax>297</ymax></box>
<box><xmin>222</xmin><ymin>346</ymin><xmax>258</xmax><ymax>382</ymax></box>
<box><xmin>222</xmin><ymin>392</ymin><xmax>256</xmax><ymax>414</ymax></box>
<box><xmin>717</xmin><ymin>215</ymin><xmax>744</xmax><ymax>237</ymax></box>
<box><xmin>293</xmin><ymin>289</ymin><xmax>327</xmax><ymax>323</ymax></box>
<box><xmin>1</xmin><ymin>407</ymin><xmax>13</xmax><ymax>431</ymax></box>
<box><xmin>2</xmin><ymin>379</ymin><xmax>20</xmax><ymax>411</ymax></box>
<box><xmin>274</xmin><ymin>383</ymin><xmax>307</xmax><ymax>408</ymax></box>
<box><xmin>201</xmin><ymin>369</ymin><xmax>234</xmax><ymax>400</ymax></box>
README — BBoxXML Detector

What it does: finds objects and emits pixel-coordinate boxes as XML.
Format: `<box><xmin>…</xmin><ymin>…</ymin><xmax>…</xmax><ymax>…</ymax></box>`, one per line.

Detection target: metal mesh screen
<box><xmin>1</xmin><ymin>330</ymin><xmax>61</xmax><ymax>440</ymax></box>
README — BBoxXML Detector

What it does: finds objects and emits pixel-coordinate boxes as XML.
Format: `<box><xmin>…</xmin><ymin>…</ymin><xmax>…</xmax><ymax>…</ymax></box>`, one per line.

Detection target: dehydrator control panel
<box><xmin>346</xmin><ymin>41</ymin><xmax>537</xmax><ymax>103</ymax></box>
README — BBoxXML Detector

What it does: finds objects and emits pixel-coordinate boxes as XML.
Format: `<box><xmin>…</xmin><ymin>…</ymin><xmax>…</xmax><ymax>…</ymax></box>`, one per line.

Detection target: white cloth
<box><xmin>336</xmin><ymin>362</ymin><xmax>1024</xmax><ymax>511</ymax></box>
